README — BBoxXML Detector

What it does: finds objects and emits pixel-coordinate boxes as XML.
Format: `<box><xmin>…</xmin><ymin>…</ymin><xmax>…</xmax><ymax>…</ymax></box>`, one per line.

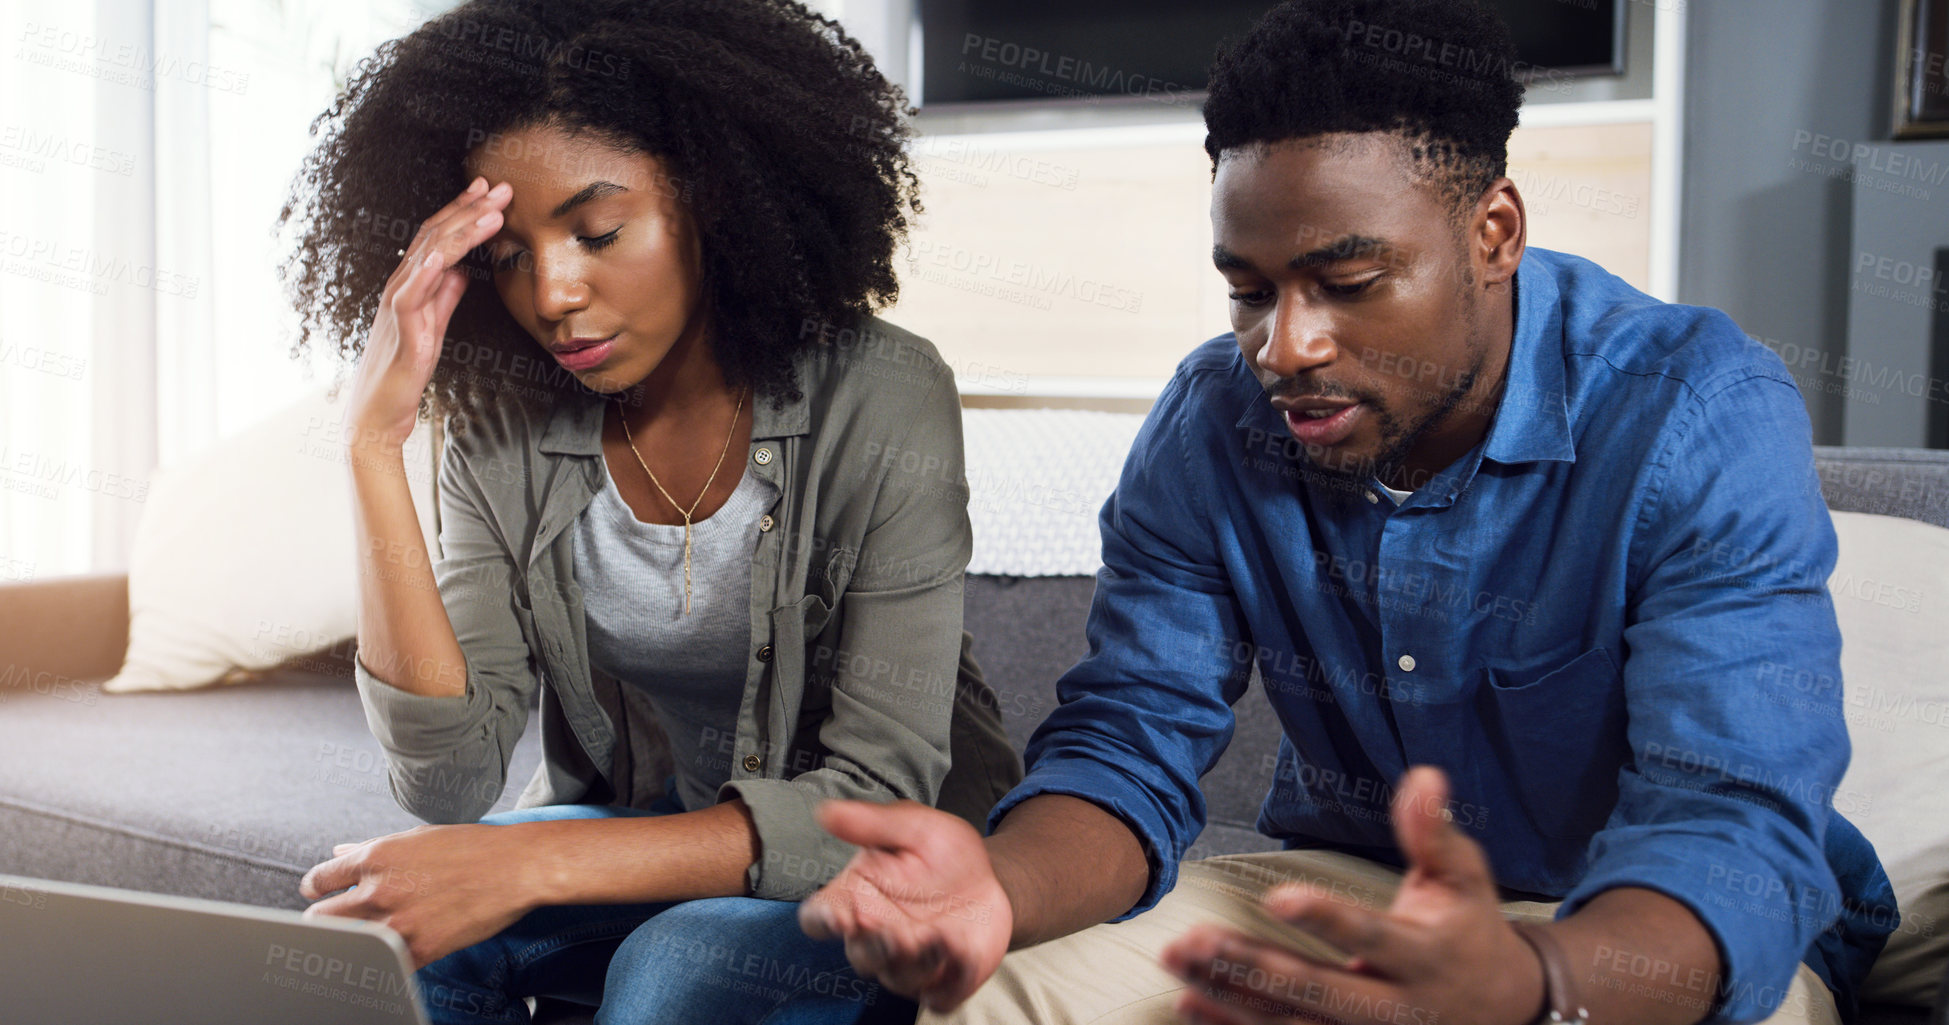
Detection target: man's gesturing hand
<box><xmin>1162</xmin><ymin>766</ymin><xmax>1548</xmax><ymax>1025</ymax></box>
<box><xmin>799</xmin><ymin>800</ymin><xmax>1014</xmax><ymax>1013</ymax></box>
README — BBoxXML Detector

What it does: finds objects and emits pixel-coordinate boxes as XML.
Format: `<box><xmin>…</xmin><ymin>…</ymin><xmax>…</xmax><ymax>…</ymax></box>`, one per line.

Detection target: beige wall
<box><xmin>887</xmin><ymin>121</ymin><xmax>1654</xmax><ymax>398</ymax></box>
<box><xmin>1508</xmin><ymin>121</ymin><xmax>1652</xmax><ymax>290</ymax></box>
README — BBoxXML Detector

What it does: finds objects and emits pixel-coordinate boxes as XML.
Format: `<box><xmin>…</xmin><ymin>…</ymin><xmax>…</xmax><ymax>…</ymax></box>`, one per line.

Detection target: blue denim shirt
<box><xmin>992</xmin><ymin>247</ymin><xmax>1897</xmax><ymax>1023</ymax></box>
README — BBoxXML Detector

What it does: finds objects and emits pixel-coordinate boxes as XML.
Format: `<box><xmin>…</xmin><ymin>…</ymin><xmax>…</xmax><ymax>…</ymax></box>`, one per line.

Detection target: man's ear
<box><xmin>1472</xmin><ymin>178</ymin><xmax>1526</xmax><ymax>288</ymax></box>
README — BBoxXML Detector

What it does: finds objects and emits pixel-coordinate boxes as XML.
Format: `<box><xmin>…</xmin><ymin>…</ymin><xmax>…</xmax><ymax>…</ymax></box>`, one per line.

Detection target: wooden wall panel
<box><xmin>884</xmin><ymin>120</ymin><xmax>1655</xmax><ymax>396</ymax></box>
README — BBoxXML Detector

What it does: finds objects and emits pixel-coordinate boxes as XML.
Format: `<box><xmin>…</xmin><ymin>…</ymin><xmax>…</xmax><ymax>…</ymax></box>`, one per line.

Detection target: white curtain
<box><xmin>194</xmin><ymin>0</ymin><xmax>454</xmax><ymax>458</ymax></box>
<box><xmin>0</xmin><ymin>0</ymin><xmax>465</xmax><ymax>579</ymax></box>
<box><xmin>0</xmin><ymin>0</ymin><xmax>128</xmax><ymax>578</ymax></box>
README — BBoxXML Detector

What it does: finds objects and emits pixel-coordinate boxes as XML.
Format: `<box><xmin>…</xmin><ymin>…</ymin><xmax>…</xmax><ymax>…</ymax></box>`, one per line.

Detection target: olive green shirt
<box><xmin>352</xmin><ymin>316</ymin><xmax>1023</xmax><ymax>900</ymax></box>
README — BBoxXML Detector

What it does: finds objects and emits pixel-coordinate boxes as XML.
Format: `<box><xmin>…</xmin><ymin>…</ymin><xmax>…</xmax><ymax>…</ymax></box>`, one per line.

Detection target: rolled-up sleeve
<box><xmin>352</xmin><ymin>428</ymin><xmax>539</xmax><ymax>824</ymax></box>
<box><xmin>983</xmin><ymin>366</ymin><xmax>1251</xmax><ymax>920</ymax></box>
<box><xmin>721</xmin><ymin>368</ymin><xmax>975</xmax><ymax>900</ymax></box>
<box><xmin>1558</xmin><ymin>372</ymin><xmax>1883</xmax><ymax>1024</ymax></box>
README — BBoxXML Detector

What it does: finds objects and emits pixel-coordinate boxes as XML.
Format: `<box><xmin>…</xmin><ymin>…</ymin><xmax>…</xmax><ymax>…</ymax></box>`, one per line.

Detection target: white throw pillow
<box><xmin>1831</xmin><ymin>510</ymin><xmax>1949</xmax><ymax>1005</ymax></box>
<box><xmin>101</xmin><ymin>382</ymin><xmax>439</xmax><ymax>693</ymax></box>
<box><xmin>961</xmin><ymin>408</ymin><xmax>1145</xmax><ymax>577</ymax></box>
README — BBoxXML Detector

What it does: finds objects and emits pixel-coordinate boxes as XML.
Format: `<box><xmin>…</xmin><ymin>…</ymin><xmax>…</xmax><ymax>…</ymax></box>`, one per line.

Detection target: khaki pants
<box><xmin>922</xmin><ymin>850</ymin><xmax>1838</xmax><ymax>1025</ymax></box>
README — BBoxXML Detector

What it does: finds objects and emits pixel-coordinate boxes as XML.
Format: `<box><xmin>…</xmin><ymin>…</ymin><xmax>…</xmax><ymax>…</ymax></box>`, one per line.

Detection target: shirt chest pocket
<box><xmin>767</xmin><ymin>591</ymin><xmax>835</xmax><ymax>682</ymax></box>
<box><xmin>809</xmin><ymin>545</ymin><xmax>855</xmax><ymax>615</ymax></box>
<box><xmin>1472</xmin><ymin>646</ymin><xmax>1628</xmax><ymax>840</ymax></box>
<box><xmin>789</xmin><ymin>590</ymin><xmax>834</xmax><ymax>641</ymax></box>
<box><xmin>770</xmin><ymin>544</ymin><xmax>852</xmax><ymax>713</ymax></box>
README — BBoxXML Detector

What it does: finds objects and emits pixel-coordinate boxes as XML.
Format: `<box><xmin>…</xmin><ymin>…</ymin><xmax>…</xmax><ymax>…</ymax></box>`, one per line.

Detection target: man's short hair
<box><xmin>1202</xmin><ymin>0</ymin><xmax>1526</xmax><ymax>220</ymax></box>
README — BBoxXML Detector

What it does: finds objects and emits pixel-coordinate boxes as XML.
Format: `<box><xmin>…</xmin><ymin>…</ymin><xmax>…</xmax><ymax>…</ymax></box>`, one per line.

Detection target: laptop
<box><xmin>0</xmin><ymin>872</ymin><xmax>430</xmax><ymax>1024</ymax></box>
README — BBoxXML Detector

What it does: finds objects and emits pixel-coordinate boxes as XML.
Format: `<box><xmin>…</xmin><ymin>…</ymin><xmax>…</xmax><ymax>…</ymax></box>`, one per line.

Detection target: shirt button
<box><xmin>753</xmin><ymin>448</ymin><xmax>773</xmax><ymax>466</ymax></box>
<box><xmin>756</xmin><ymin>645</ymin><xmax>774</xmax><ymax>663</ymax></box>
<box><xmin>1365</xmin><ymin>491</ymin><xmax>1380</xmax><ymax>504</ymax></box>
<box><xmin>742</xmin><ymin>754</ymin><xmax>762</xmax><ymax>772</ymax></box>
<box><xmin>759</xmin><ymin>514</ymin><xmax>774</xmax><ymax>532</ymax></box>
<box><xmin>1397</xmin><ymin>654</ymin><xmax>1417</xmax><ymax>672</ymax></box>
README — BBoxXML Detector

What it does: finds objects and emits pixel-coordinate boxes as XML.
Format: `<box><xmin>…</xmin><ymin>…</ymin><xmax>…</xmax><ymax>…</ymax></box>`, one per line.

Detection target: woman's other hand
<box><xmin>299</xmin><ymin>820</ymin><xmax>543</xmax><ymax>970</ymax></box>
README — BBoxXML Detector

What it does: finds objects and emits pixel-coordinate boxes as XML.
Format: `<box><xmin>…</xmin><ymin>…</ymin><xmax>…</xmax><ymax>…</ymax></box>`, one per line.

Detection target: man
<box><xmin>800</xmin><ymin>1</ymin><xmax>1899</xmax><ymax>1023</ymax></box>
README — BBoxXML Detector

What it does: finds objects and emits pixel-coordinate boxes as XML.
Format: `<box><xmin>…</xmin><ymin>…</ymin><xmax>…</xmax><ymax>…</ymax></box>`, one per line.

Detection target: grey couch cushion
<box><xmin>0</xmin><ymin>670</ymin><xmax>543</xmax><ymax>910</ymax></box>
<box><xmin>962</xmin><ymin>575</ymin><xmax>1282</xmax><ymax>859</ymax></box>
<box><xmin>1817</xmin><ymin>446</ymin><xmax>1949</xmax><ymax>529</ymax></box>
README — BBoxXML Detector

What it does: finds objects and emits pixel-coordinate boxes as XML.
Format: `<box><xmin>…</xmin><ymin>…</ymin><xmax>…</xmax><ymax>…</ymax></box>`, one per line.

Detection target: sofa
<box><xmin>1</xmin><ymin>440</ymin><xmax>1946</xmax><ymax>1025</ymax></box>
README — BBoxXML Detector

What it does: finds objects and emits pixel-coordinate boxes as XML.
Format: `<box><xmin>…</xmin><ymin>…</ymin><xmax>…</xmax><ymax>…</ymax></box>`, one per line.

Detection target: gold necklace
<box><xmin>616</xmin><ymin>386</ymin><xmax>747</xmax><ymax>615</ymax></box>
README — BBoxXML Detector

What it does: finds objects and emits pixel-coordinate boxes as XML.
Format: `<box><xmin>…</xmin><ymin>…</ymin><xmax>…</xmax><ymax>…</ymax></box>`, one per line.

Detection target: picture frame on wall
<box><xmin>1896</xmin><ymin>0</ymin><xmax>1949</xmax><ymax>139</ymax></box>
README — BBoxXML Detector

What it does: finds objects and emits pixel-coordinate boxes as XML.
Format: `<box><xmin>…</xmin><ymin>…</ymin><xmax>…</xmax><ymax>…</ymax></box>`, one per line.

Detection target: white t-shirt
<box><xmin>573</xmin><ymin>460</ymin><xmax>777</xmax><ymax>813</ymax></box>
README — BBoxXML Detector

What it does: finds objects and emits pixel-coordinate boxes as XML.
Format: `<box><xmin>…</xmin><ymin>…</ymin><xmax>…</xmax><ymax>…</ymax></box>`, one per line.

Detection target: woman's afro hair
<box><xmin>275</xmin><ymin>0</ymin><xmax>922</xmax><ymax>437</ymax></box>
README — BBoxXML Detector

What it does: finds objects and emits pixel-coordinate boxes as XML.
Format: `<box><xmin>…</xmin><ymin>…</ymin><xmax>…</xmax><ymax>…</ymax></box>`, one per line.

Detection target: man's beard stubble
<box><xmin>1289</xmin><ymin>345</ymin><xmax>1486</xmax><ymax>493</ymax></box>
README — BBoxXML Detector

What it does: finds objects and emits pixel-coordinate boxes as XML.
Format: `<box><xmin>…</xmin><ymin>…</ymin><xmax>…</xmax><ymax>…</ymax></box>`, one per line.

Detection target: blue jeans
<box><xmin>413</xmin><ymin>797</ymin><xmax>887</xmax><ymax>1025</ymax></box>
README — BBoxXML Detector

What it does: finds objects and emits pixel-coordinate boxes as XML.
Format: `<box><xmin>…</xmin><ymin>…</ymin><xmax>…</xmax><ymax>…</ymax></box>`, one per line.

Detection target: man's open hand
<box><xmin>799</xmin><ymin>800</ymin><xmax>1014</xmax><ymax>1012</ymax></box>
<box><xmin>1162</xmin><ymin>766</ymin><xmax>1547</xmax><ymax>1025</ymax></box>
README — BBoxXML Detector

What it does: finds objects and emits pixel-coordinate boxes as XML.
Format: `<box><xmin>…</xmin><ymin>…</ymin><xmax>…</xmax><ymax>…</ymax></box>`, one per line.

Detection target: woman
<box><xmin>272</xmin><ymin>2</ymin><xmax>1022</xmax><ymax>1022</ymax></box>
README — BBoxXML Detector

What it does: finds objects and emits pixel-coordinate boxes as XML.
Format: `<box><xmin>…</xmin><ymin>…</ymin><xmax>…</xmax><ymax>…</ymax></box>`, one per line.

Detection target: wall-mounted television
<box><xmin>916</xmin><ymin>0</ymin><xmax>1625</xmax><ymax>108</ymax></box>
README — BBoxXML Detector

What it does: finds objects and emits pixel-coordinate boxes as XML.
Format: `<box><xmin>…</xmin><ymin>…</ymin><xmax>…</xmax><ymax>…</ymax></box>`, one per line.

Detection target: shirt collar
<box><xmin>1480</xmin><ymin>254</ymin><xmax>1576</xmax><ymax>466</ymax></box>
<box><xmin>536</xmin><ymin>349</ymin><xmax>814</xmax><ymax>456</ymax></box>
